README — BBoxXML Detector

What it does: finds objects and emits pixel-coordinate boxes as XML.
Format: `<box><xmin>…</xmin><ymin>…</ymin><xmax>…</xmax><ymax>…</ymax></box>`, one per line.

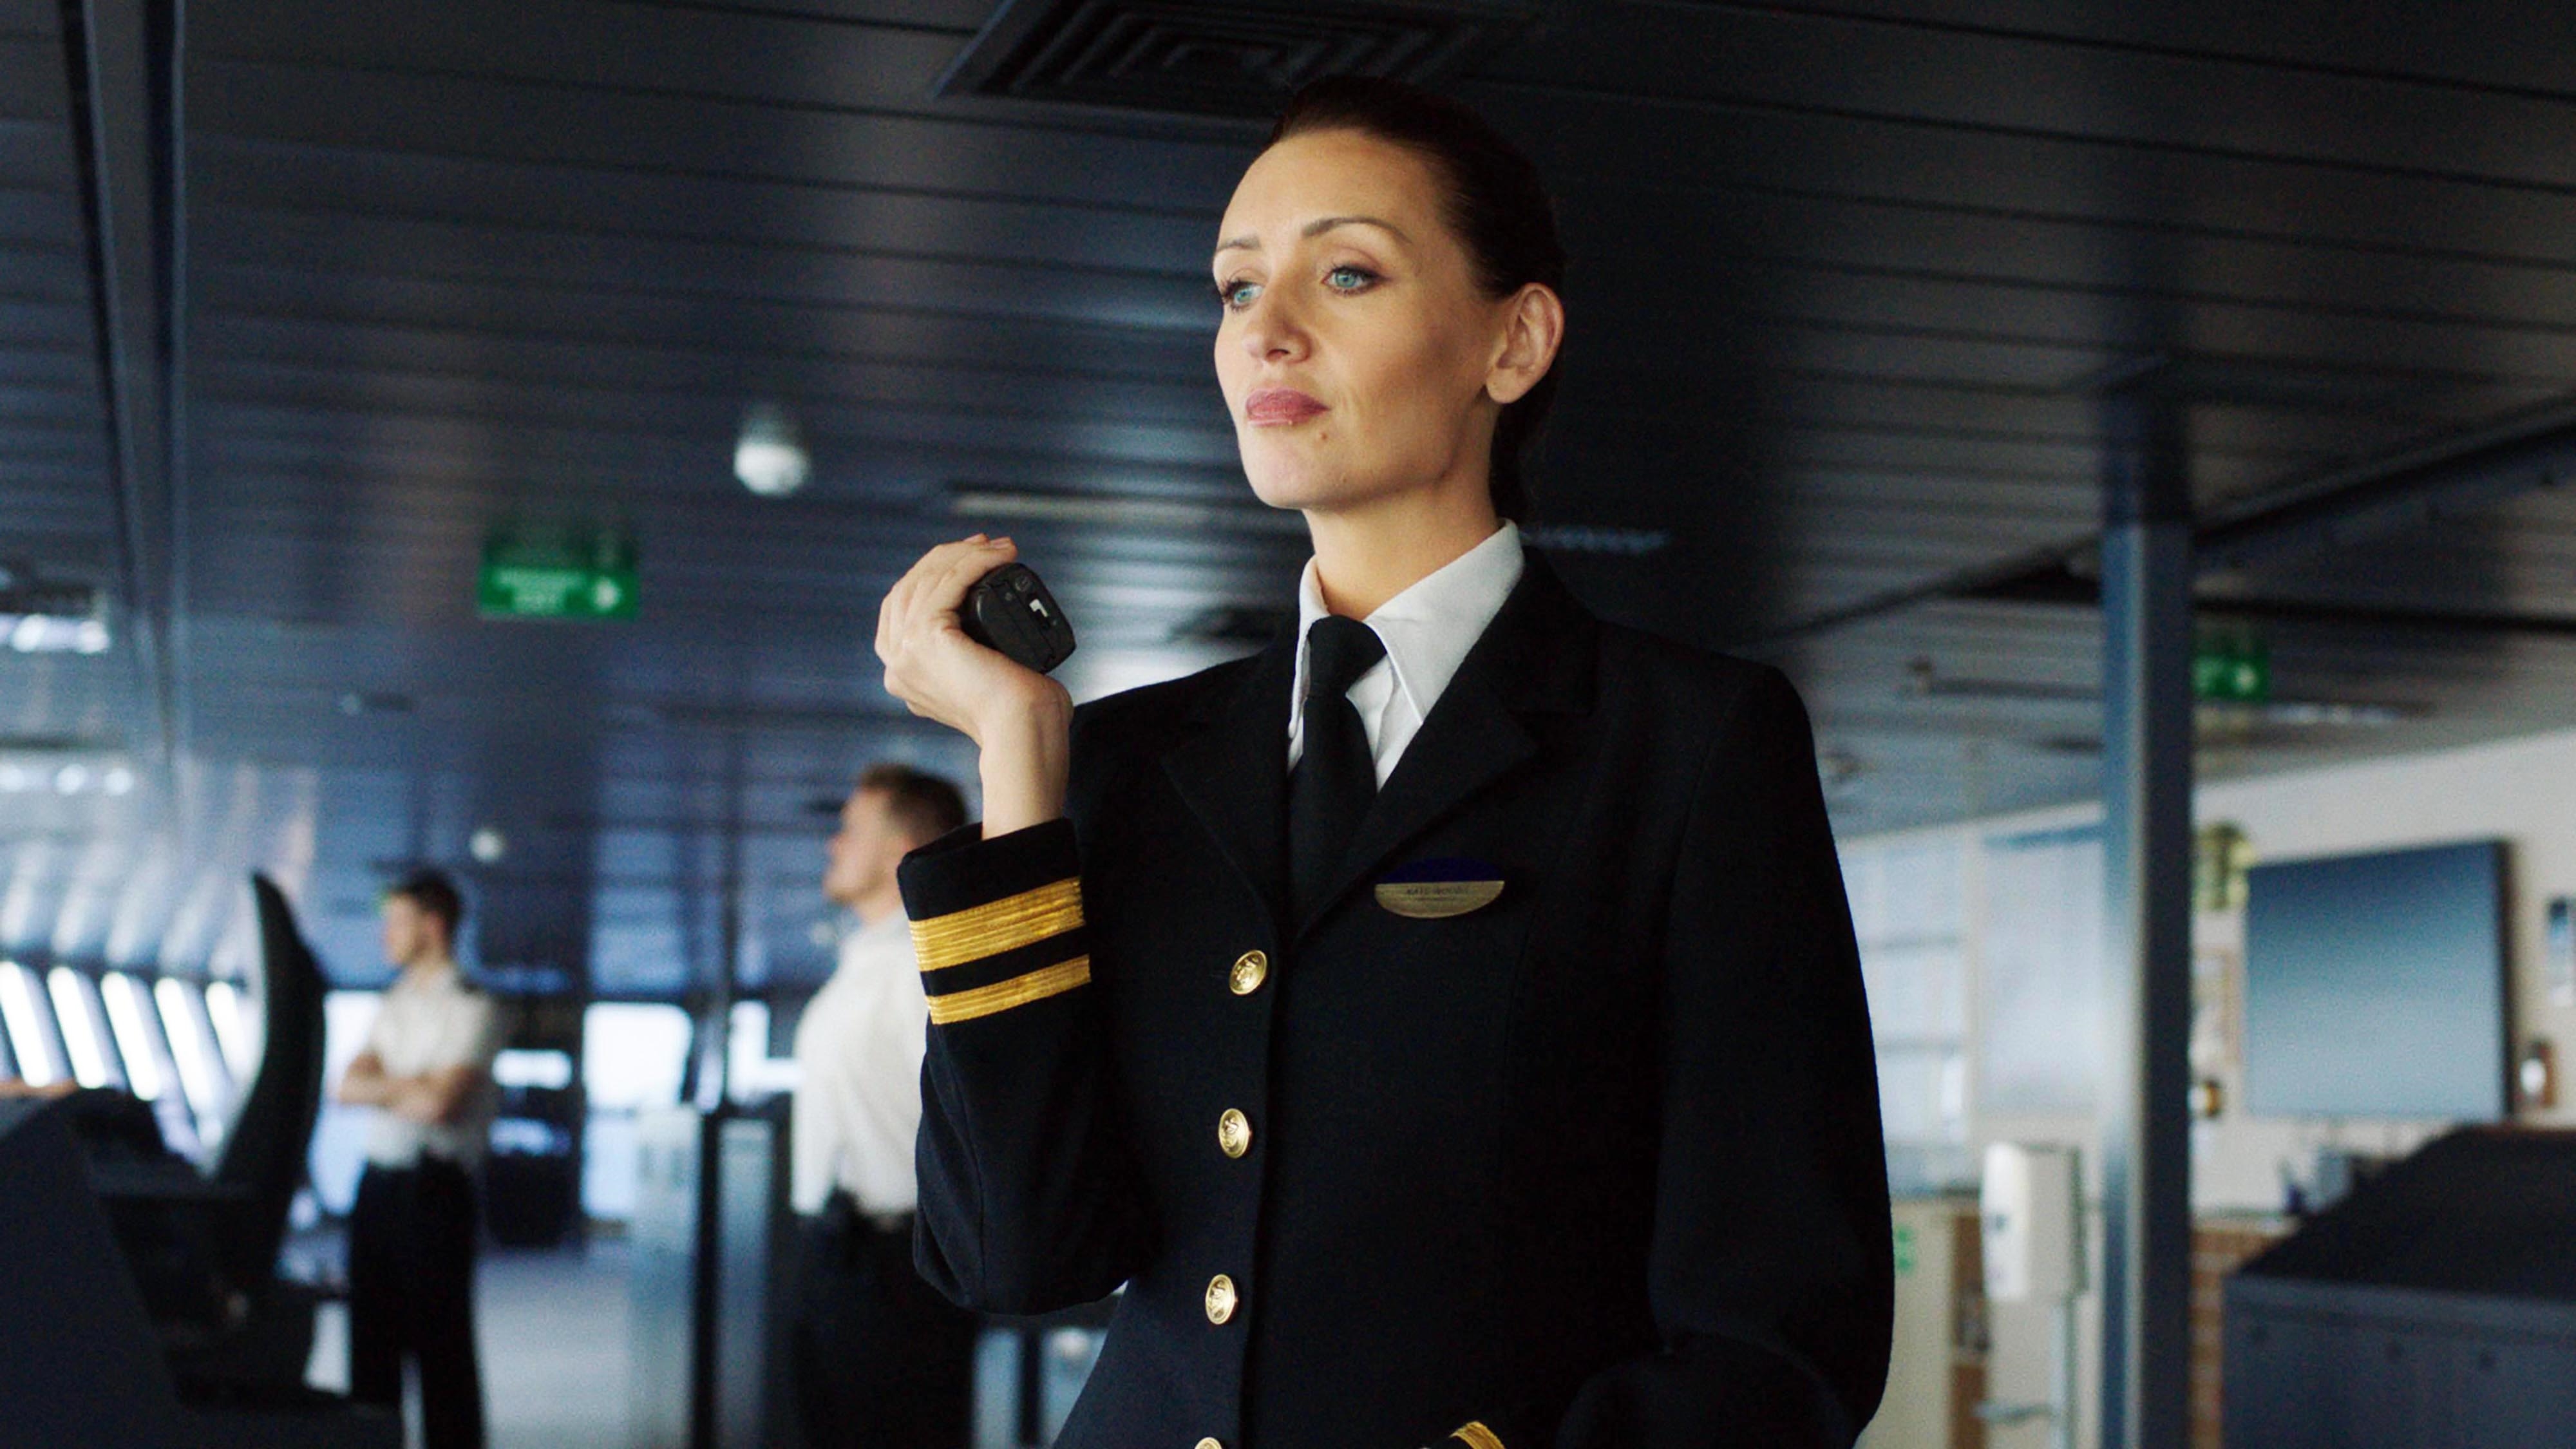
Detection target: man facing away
<box><xmin>334</xmin><ymin>869</ymin><xmax>504</xmax><ymax>1449</ymax></box>
<box><xmin>791</xmin><ymin>763</ymin><xmax>978</xmax><ymax>1449</ymax></box>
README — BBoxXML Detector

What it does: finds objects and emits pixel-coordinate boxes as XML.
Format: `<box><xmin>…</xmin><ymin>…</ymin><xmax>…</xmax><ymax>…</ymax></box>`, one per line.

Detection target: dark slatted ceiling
<box><xmin>4</xmin><ymin>0</ymin><xmax>2575</xmax><ymax>992</ymax></box>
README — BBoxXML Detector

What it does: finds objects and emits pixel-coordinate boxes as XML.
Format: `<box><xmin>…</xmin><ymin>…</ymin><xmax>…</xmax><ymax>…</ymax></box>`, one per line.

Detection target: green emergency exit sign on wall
<box><xmin>477</xmin><ymin>524</ymin><xmax>639</xmax><ymax>620</ymax></box>
<box><xmin>2192</xmin><ymin>629</ymin><xmax>2269</xmax><ymax>703</ymax></box>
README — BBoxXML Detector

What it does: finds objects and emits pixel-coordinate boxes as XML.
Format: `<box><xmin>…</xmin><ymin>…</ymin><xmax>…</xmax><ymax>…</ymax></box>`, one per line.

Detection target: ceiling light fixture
<box><xmin>735</xmin><ymin>402</ymin><xmax>811</xmax><ymax>498</ymax></box>
<box><xmin>337</xmin><ymin>690</ymin><xmax>417</xmax><ymax>717</ymax></box>
<box><xmin>1904</xmin><ymin>658</ymin><xmax>2430</xmax><ymax>730</ymax></box>
<box><xmin>950</xmin><ymin>486</ymin><xmax>1671</xmax><ymax>554</ymax></box>
<box><xmin>954</xmin><ymin>487</ymin><xmax>1305</xmax><ymax>536</ymax></box>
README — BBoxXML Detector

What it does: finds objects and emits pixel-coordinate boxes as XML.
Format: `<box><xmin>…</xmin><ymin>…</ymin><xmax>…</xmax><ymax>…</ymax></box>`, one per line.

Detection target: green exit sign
<box><xmin>478</xmin><ymin>524</ymin><xmax>639</xmax><ymax>621</ymax></box>
<box><xmin>2193</xmin><ymin>629</ymin><xmax>2270</xmax><ymax>703</ymax></box>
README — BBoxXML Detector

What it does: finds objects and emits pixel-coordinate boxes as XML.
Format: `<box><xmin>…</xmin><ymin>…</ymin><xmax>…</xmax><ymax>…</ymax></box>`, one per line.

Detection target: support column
<box><xmin>2097</xmin><ymin>397</ymin><xmax>2194</xmax><ymax>1449</ymax></box>
<box><xmin>65</xmin><ymin>0</ymin><xmax>184</xmax><ymax>775</ymax></box>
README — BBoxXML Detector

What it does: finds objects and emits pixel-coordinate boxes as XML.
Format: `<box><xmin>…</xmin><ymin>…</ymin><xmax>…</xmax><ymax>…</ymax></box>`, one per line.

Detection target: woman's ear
<box><xmin>1485</xmin><ymin>283</ymin><xmax>1566</xmax><ymax>406</ymax></box>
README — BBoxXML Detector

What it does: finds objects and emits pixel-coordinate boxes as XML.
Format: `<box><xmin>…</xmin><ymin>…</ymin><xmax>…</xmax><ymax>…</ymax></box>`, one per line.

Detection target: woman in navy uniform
<box><xmin>875</xmin><ymin>78</ymin><xmax>1891</xmax><ymax>1449</ymax></box>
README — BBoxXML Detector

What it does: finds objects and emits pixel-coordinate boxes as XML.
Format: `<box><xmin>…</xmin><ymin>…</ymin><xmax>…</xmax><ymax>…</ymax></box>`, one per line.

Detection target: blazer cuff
<box><xmin>898</xmin><ymin>819</ymin><xmax>1090</xmax><ymax>1025</ymax></box>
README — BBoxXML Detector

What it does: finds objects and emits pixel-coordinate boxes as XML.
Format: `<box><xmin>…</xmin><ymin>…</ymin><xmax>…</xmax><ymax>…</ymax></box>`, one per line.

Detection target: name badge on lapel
<box><xmin>1374</xmin><ymin>857</ymin><xmax>1507</xmax><ymax>920</ymax></box>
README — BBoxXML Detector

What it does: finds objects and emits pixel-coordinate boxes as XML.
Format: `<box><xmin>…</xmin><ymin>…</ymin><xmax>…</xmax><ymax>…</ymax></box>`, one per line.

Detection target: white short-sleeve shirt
<box><xmin>359</xmin><ymin>964</ymin><xmax>504</xmax><ymax>1169</ymax></box>
<box><xmin>790</xmin><ymin>913</ymin><xmax>931</xmax><ymax>1218</ymax></box>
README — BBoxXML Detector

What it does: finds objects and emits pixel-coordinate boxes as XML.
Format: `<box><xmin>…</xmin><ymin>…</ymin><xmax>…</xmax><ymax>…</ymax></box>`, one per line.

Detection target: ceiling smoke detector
<box><xmin>735</xmin><ymin>402</ymin><xmax>811</xmax><ymax>498</ymax></box>
<box><xmin>938</xmin><ymin>0</ymin><xmax>1544</xmax><ymax>120</ymax></box>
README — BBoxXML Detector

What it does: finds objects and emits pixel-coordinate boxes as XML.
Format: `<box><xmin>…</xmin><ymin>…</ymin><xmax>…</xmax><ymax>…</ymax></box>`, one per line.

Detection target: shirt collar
<box><xmin>393</xmin><ymin>960</ymin><xmax>462</xmax><ymax>994</ymax></box>
<box><xmin>1293</xmin><ymin>522</ymin><xmax>1526</xmax><ymax>721</ymax></box>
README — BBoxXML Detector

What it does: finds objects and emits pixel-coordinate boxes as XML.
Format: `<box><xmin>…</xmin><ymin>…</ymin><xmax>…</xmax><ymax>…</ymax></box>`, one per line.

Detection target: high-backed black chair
<box><xmin>151</xmin><ymin>873</ymin><xmax>334</xmax><ymax>1396</ymax></box>
<box><xmin>203</xmin><ymin>873</ymin><xmax>328</xmax><ymax>1291</ymax></box>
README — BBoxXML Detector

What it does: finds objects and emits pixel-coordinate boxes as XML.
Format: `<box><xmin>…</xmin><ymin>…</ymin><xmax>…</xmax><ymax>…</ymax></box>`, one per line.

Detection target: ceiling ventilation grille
<box><xmin>938</xmin><ymin>0</ymin><xmax>1542</xmax><ymax>120</ymax></box>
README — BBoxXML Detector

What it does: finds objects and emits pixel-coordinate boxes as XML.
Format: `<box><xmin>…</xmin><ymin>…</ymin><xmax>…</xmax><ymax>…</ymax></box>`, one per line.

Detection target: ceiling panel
<box><xmin>191</xmin><ymin>139</ymin><xmax>1215</xmax><ymax>269</ymax></box>
<box><xmin>1752</xmin><ymin>0</ymin><xmax>2576</xmax><ymax>97</ymax></box>
<box><xmin>190</xmin><ymin>57</ymin><xmax>1251</xmax><ymax>211</ymax></box>
<box><xmin>1512</xmin><ymin>5</ymin><xmax>2576</xmax><ymax>189</ymax></box>
<box><xmin>191</xmin><ymin>205</ymin><xmax>1210</xmax><ymax>330</ymax></box>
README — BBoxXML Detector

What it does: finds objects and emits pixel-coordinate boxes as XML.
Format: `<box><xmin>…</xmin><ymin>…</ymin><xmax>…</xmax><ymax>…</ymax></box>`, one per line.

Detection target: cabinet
<box><xmin>1861</xmin><ymin>1195</ymin><xmax>1987</xmax><ymax>1449</ymax></box>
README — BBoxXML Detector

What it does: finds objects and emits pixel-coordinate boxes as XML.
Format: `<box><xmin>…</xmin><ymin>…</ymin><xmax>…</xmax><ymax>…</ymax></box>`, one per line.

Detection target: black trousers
<box><xmin>348</xmin><ymin>1159</ymin><xmax>486</xmax><ymax>1449</ymax></box>
<box><xmin>793</xmin><ymin>1194</ymin><xmax>978</xmax><ymax>1449</ymax></box>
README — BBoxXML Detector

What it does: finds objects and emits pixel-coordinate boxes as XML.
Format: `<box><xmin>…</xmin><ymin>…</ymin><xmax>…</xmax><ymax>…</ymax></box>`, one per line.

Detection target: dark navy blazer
<box><xmin>897</xmin><ymin>553</ymin><xmax>1892</xmax><ymax>1449</ymax></box>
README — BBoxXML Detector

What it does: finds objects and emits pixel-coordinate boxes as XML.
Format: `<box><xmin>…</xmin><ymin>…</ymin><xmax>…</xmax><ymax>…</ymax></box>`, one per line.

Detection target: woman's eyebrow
<box><xmin>1214</xmin><ymin>214</ymin><xmax>1411</xmax><ymax>256</ymax></box>
<box><xmin>1303</xmin><ymin>214</ymin><xmax>1409</xmax><ymax>243</ymax></box>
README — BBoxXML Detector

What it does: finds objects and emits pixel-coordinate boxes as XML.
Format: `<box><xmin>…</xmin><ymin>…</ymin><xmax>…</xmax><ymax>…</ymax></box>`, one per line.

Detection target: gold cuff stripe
<box><xmin>911</xmin><ymin>878</ymin><xmax>1084</xmax><ymax>972</ymax></box>
<box><xmin>1451</xmin><ymin>1424</ymin><xmax>1506</xmax><ymax>1449</ymax></box>
<box><xmin>925</xmin><ymin>957</ymin><xmax>1092</xmax><ymax>1025</ymax></box>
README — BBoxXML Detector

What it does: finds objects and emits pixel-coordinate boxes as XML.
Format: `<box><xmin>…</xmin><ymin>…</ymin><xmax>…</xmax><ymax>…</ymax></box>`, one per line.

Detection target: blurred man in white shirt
<box><xmin>791</xmin><ymin>764</ymin><xmax>976</xmax><ymax>1449</ymax></box>
<box><xmin>335</xmin><ymin>869</ymin><xmax>504</xmax><ymax>1449</ymax></box>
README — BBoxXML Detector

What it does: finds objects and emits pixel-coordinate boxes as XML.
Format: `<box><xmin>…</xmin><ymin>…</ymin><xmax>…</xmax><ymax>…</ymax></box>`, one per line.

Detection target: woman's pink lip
<box><xmin>1244</xmin><ymin>388</ymin><xmax>1327</xmax><ymax>425</ymax></box>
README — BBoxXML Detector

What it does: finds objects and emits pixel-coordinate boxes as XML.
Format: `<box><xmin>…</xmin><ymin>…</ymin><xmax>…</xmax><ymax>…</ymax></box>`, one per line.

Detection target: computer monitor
<box><xmin>2244</xmin><ymin>840</ymin><xmax>2508</xmax><ymax>1119</ymax></box>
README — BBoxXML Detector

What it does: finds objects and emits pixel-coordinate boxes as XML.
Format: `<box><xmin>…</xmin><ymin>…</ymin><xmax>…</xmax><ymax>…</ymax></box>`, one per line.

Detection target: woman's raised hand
<box><xmin>875</xmin><ymin>536</ymin><xmax>1073</xmax><ymax>836</ymax></box>
<box><xmin>875</xmin><ymin>535</ymin><xmax>1063</xmax><ymax>740</ymax></box>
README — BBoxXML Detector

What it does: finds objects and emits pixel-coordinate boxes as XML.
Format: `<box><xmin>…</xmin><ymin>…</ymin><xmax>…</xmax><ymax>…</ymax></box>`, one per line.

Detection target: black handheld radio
<box><xmin>959</xmin><ymin>562</ymin><xmax>1077</xmax><ymax>674</ymax></box>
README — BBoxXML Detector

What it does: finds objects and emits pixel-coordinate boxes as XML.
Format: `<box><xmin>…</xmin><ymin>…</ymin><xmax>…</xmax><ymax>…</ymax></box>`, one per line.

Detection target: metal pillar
<box><xmin>2098</xmin><ymin>397</ymin><xmax>2194</xmax><ymax>1449</ymax></box>
<box><xmin>64</xmin><ymin>0</ymin><xmax>185</xmax><ymax>777</ymax></box>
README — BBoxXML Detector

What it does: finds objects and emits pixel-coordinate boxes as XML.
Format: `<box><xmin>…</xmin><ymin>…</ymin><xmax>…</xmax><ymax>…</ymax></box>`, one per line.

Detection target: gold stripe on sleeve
<box><xmin>925</xmin><ymin>957</ymin><xmax>1092</xmax><ymax>1025</ymax></box>
<box><xmin>1450</xmin><ymin>1423</ymin><xmax>1506</xmax><ymax>1449</ymax></box>
<box><xmin>910</xmin><ymin>878</ymin><xmax>1084</xmax><ymax>972</ymax></box>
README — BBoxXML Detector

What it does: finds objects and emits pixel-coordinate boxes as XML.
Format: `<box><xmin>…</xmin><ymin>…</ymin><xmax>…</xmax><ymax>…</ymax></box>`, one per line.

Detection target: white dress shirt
<box><xmin>1288</xmin><ymin>521</ymin><xmax>1526</xmax><ymax>784</ymax></box>
<box><xmin>790</xmin><ymin>912</ymin><xmax>931</xmax><ymax>1218</ymax></box>
<box><xmin>359</xmin><ymin>964</ymin><xmax>504</xmax><ymax>1170</ymax></box>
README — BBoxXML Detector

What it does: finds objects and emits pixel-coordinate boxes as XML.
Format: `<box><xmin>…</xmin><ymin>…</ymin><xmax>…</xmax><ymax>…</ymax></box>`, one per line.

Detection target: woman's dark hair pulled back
<box><xmin>1266</xmin><ymin>75</ymin><xmax>1566</xmax><ymax>523</ymax></box>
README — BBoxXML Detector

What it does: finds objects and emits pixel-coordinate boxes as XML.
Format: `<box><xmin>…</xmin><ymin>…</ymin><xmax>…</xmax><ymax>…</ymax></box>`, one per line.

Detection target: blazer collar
<box><xmin>1159</xmin><ymin>551</ymin><xmax>1600</xmax><ymax>943</ymax></box>
<box><xmin>1161</xmin><ymin>616</ymin><xmax>1300</xmax><ymax>935</ymax></box>
<box><xmin>1300</xmin><ymin>550</ymin><xmax>1596</xmax><ymax>933</ymax></box>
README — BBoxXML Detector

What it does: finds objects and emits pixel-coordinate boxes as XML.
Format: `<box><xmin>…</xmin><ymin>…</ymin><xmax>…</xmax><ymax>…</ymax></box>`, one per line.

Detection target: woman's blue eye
<box><xmin>1326</xmin><ymin>266</ymin><xmax>1378</xmax><ymax>292</ymax></box>
<box><xmin>1217</xmin><ymin>279</ymin><xmax>1261</xmax><ymax>310</ymax></box>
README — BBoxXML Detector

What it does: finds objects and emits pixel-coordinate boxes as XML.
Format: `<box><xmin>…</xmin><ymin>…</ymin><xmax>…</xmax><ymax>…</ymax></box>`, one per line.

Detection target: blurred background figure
<box><xmin>791</xmin><ymin>765</ymin><xmax>975</xmax><ymax>1449</ymax></box>
<box><xmin>334</xmin><ymin>869</ymin><xmax>504</xmax><ymax>1449</ymax></box>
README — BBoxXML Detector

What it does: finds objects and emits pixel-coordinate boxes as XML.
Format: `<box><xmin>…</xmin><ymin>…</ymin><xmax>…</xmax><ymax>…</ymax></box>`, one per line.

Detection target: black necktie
<box><xmin>1289</xmin><ymin>615</ymin><xmax>1388</xmax><ymax>920</ymax></box>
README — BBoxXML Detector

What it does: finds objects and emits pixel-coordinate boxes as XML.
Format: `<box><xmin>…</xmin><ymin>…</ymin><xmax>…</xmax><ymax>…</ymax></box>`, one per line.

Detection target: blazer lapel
<box><xmin>1160</xmin><ymin>628</ymin><xmax>1298</xmax><ymax>939</ymax></box>
<box><xmin>1296</xmin><ymin>552</ymin><xmax>1600</xmax><ymax>937</ymax></box>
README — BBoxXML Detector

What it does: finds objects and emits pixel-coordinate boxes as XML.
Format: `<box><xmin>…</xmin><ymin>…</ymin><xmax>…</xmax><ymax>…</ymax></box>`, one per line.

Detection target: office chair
<box><xmin>203</xmin><ymin>874</ymin><xmax>328</xmax><ymax>1288</ymax></box>
<box><xmin>160</xmin><ymin>873</ymin><xmax>332</xmax><ymax>1397</ymax></box>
